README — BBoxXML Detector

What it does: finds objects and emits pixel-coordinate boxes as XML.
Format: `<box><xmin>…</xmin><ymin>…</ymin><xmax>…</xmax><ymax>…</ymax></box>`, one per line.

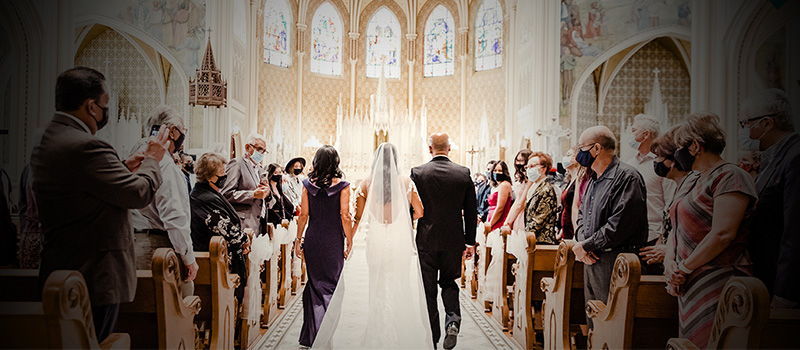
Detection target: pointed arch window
<box><xmin>263</xmin><ymin>0</ymin><xmax>292</xmax><ymax>67</ymax></box>
<box><xmin>423</xmin><ymin>5</ymin><xmax>455</xmax><ymax>77</ymax></box>
<box><xmin>475</xmin><ymin>0</ymin><xmax>502</xmax><ymax>71</ymax></box>
<box><xmin>310</xmin><ymin>2</ymin><xmax>343</xmax><ymax>75</ymax></box>
<box><xmin>366</xmin><ymin>7</ymin><xmax>401</xmax><ymax>78</ymax></box>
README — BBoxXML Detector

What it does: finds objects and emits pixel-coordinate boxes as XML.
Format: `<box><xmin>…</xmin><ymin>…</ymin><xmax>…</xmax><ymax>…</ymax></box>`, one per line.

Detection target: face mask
<box><xmin>576</xmin><ymin>145</ymin><xmax>596</xmax><ymax>168</ymax></box>
<box><xmin>486</xmin><ymin>170</ymin><xmax>492</xmax><ymax>180</ymax></box>
<box><xmin>653</xmin><ymin>161</ymin><xmax>671</xmax><ymax>178</ymax></box>
<box><xmin>293</xmin><ymin>168</ymin><xmax>303</xmax><ymax>176</ymax></box>
<box><xmin>213</xmin><ymin>174</ymin><xmax>227</xmax><ymax>189</ymax></box>
<box><xmin>172</xmin><ymin>129</ymin><xmax>185</xmax><ymax>153</ymax></box>
<box><xmin>184</xmin><ymin>163</ymin><xmax>194</xmax><ymax>174</ymax></box>
<box><xmin>561</xmin><ymin>156</ymin><xmax>573</xmax><ymax>169</ymax></box>
<box><xmin>674</xmin><ymin>146</ymin><xmax>696</xmax><ymax>172</ymax></box>
<box><xmin>250</xmin><ymin>149</ymin><xmax>265</xmax><ymax>164</ymax></box>
<box><xmin>94</xmin><ymin>103</ymin><xmax>109</xmax><ymax>131</ymax></box>
<box><xmin>628</xmin><ymin>138</ymin><xmax>642</xmax><ymax>151</ymax></box>
<box><xmin>271</xmin><ymin>174</ymin><xmax>283</xmax><ymax>183</ymax></box>
<box><xmin>526</xmin><ymin>167</ymin><xmax>540</xmax><ymax>182</ymax></box>
<box><xmin>748</xmin><ymin>119</ymin><xmax>772</xmax><ymax>151</ymax></box>
<box><xmin>493</xmin><ymin>173</ymin><xmax>509</xmax><ymax>183</ymax></box>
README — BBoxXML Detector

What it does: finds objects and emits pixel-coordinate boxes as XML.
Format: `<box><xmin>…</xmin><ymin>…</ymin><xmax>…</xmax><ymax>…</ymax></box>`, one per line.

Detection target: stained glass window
<box><xmin>263</xmin><ymin>0</ymin><xmax>292</xmax><ymax>67</ymax></box>
<box><xmin>475</xmin><ymin>0</ymin><xmax>502</xmax><ymax>71</ymax></box>
<box><xmin>424</xmin><ymin>5</ymin><xmax>455</xmax><ymax>77</ymax></box>
<box><xmin>366</xmin><ymin>7</ymin><xmax>401</xmax><ymax>78</ymax></box>
<box><xmin>310</xmin><ymin>2</ymin><xmax>343</xmax><ymax>75</ymax></box>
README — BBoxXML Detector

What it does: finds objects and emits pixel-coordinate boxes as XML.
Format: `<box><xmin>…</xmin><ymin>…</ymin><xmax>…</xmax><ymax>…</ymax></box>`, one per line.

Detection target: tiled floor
<box><xmin>256</xmin><ymin>234</ymin><xmax>520</xmax><ymax>350</ymax></box>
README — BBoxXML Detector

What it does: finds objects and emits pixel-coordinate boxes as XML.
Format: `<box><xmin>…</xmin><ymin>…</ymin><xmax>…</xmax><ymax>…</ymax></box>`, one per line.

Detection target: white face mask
<box><xmin>562</xmin><ymin>156</ymin><xmax>573</xmax><ymax>169</ymax></box>
<box><xmin>526</xmin><ymin>167</ymin><xmax>540</xmax><ymax>182</ymax></box>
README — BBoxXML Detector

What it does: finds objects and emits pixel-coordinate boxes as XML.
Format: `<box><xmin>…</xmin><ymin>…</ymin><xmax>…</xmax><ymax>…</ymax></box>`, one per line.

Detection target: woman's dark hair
<box><xmin>379</xmin><ymin>143</ymin><xmax>398</xmax><ymax>205</ymax></box>
<box><xmin>264</xmin><ymin>163</ymin><xmax>285</xmax><ymax>196</ymax></box>
<box><xmin>487</xmin><ymin>160</ymin><xmax>498</xmax><ymax>187</ymax></box>
<box><xmin>493</xmin><ymin>161</ymin><xmax>512</xmax><ymax>184</ymax></box>
<box><xmin>309</xmin><ymin>145</ymin><xmax>344</xmax><ymax>188</ymax></box>
<box><xmin>56</xmin><ymin>67</ymin><xmax>106</xmax><ymax>112</ymax></box>
<box><xmin>514</xmin><ymin>149</ymin><xmax>533</xmax><ymax>182</ymax></box>
<box><xmin>651</xmin><ymin>126</ymin><xmax>680</xmax><ymax>161</ymax></box>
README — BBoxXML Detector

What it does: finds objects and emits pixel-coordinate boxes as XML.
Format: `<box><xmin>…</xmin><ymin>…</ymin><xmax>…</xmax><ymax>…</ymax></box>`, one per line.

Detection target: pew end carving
<box><xmin>195</xmin><ymin>236</ymin><xmax>240</xmax><ymax>350</ymax></box>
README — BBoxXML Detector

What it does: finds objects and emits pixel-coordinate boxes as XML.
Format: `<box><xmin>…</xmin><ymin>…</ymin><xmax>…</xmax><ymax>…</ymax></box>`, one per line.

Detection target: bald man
<box><xmin>411</xmin><ymin>133</ymin><xmax>478</xmax><ymax>349</ymax></box>
<box><xmin>572</xmin><ymin>126</ymin><xmax>648</xmax><ymax>328</ymax></box>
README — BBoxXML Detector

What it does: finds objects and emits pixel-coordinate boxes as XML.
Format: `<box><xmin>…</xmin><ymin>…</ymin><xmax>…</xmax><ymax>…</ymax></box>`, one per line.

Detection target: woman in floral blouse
<box><xmin>501</xmin><ymin>151</ymin><xmax>559</xmax><ymax>245</ymax></box>
<box><xmin>189</xmin><ymin>152</ymin><xmax>250</xmax><ymax>283</ymax></box>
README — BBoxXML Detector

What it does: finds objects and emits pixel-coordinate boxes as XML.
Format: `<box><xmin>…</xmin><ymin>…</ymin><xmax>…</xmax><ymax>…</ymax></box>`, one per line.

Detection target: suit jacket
<box><xmin>221</xmin><ymin>157</ymin><xmax>263</xmax><ymax>234</ymax></box>
<box><xmin>31</xmin><ymin>114</ymin><xmax>162</xmax><ymax>305</ymax></box>
<box><xmin>411</xmin><ymin>156</ymin><xmax>478</xmax><ymax>251</ymax></box>
<box><xmin>750</xmin><ymin>133</ymin><xmax>800</xmax><ymax>303</ymax></box>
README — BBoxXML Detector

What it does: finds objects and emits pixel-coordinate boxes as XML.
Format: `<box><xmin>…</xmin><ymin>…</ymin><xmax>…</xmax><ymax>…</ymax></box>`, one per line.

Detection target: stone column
<box><xmin>296</xmin><ymin>23</ymin><xmax>307</xmax><ymax>153</ymax></box>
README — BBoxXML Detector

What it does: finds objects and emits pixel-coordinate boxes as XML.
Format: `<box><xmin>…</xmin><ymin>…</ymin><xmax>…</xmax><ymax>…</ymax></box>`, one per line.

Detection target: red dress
<box><xmin>487</xmin><ymin>190</ymin><xmax>513</xmax><ymax>231</ymax></box>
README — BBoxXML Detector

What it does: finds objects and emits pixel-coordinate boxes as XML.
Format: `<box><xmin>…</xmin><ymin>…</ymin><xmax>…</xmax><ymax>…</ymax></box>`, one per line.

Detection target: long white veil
<box><xmin>312</xmin><ymin>143</ymin><xmax>433</xmax><ymax>349</ymax></box>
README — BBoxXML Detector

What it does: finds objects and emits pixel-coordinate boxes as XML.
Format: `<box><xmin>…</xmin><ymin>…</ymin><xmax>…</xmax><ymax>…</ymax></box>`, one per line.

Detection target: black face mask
<box><xmin>493</xmin><ymin>173</ymin><xmax>509</xmax><ymax>183</ymax></box>
<box><xmin>653</xmin><ymin>160</ymin><xmax>671</xmax><ymax>178</ymax></box>
<box><xmin>213</xmin><ymin>175</ymin><xmax>227</xmax><ymax>189</ymax></box>
<box><xmin>94</xmin><ymin>104</ymin><xmax>109</xmax><ymax>131</ymax></box>
<box><xmin>293</xmin><ymin>168</ymin><xmax>303</xmax><ymax>176</ymax></box>
<box><xmin>172</xmin><ymin>129</ymin><xmax>186</xmax><ymax>154</ymax></box>
<box><xmin>674</xmin><ymin>147</ymin><xmax>695</xmax><ymax>172</ymax></box>
<box><xmin>271</xmin><ymin>174</ymin><xmax>283</xmax><ymax>183</ymax></box>
<box><xmin>184</xmin><ymin>163</ymin><xmax>194</xmax><ymax>174</ymax></box>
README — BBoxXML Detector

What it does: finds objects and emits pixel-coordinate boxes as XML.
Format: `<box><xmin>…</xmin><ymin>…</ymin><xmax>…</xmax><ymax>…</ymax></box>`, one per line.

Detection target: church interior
<box><xmin>1</xmin><ymin>0</ymin><xmax>800</xmax><ymax>349</ymax></box>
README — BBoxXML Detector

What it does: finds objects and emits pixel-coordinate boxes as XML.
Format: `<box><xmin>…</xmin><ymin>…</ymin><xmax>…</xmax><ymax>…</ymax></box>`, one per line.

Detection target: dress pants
<box><xmin>418</xmin><ymin>249</ymin><xmax>463</xmax><ymax>346</ymax></box>
<box><xmin>583</xmin><ymin>249</ymin><xmax>618</xmax><ymax>329</ymax></box>
<box><xmin>92</xmin><ymin>303</ymin><xmax>120</xmax><ymax>343</ymax></box>
<box><xmin>134</xmin><ymin>233</ymin><xmax>194</xmax><ymax>297</ymax></box>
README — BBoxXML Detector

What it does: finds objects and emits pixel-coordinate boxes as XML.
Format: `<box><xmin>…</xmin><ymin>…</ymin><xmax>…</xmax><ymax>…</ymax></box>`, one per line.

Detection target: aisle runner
<box><xmin>256</xmin><ymin>236</ymin><xmax>520</xmax><ymax>350</ymax></box>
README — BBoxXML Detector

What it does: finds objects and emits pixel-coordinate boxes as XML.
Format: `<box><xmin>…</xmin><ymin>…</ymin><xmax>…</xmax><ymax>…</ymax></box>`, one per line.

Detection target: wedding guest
<box><xmin>32</xmin><ymin>67</ymin><xmax>168</xmax><ymax>342</ymax></box>
<box><xmin>625</xmin><ymin>114</ymin><xmax>675</xmax><ymax>275</ymax></box>
<box><xmin>664</xmin><ymin>113</ymin><xmax>757</xmax><ymax>348</ymax></box>
<box><xmin>221</xmin><ymin>133</ymin><xmax>270</xmax><ymax>236</ymax></box>
<box><xmin>644</xmin><ymin>126</ymin><xmax>698</xmax><ymax>268</ymax></box>
<box><xmin>501</xmin><ymin>151</ymin><xmax>558</xmax><ymax>245</ymax></box>
<box><xmin>263</xmin><ymin>163</ymin><xmax>295</xmax><ymax>228</ymax></box>
<box><xmin>293</xmin><ymin>146</ymin><xmax>353</xmax><ymax>348</ymax></box>
<box><xmin>486</xmin><ymin>161</ymin><xmax>513</xmax><ymax>232</ymax></box>
<box><xmin>283</xmin><ymin>157</ymin><xmax>306</xmax><ymax>210</ymax></box>
<box><xmin>512</xmin><ymin>149</ymin><xmax>533</xmax><ymax>229</ymax></box>
<box><xmin>189</xmin><ymin>152</ymin><xmax>250</xmax><ymax>284</ymax></box>
<box><xmin>572</xmin><ymin>126</ymin><xmax>648</xmax><ymax>329</ymax></box>
<box><xmin>741</xmin><ymin>89</ymin><xmax>800</xmax><ymax>309</ymax></box>
<box><xmin>557</xmin><ymin>147</ymin><xmax>588</xmax><ymax>240</ymax></box>
<box><xmin>477</xmin><ymin>160</ymin><xmax>497</xmax><ymax>223</ymax></box>
<box><xmin>131</xmin><ymin>105</ymin><xmax>197</xmax><ymax>296</ymax></box>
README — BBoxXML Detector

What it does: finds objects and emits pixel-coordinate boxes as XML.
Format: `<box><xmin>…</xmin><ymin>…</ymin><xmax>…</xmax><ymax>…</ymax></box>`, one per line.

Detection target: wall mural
<box><xmin>75</xmin><ymin>0</ymin><xmax>207</xmax><ymax>75</ymax></box>
<box><xmin>559</xmin><ymin>0</ymin><xmax>691</xmax><ymax>109</ymax></box>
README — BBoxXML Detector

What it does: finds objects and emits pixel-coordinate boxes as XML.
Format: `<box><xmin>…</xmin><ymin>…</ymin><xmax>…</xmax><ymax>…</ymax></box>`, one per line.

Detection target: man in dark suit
<box><xmin>31</xmin><ymin>67</ymin><xmax>170</xmax><ymax>342</ymax></box>
<box><xmin>741</xmin><ymin>88</ymin><xmax>800</xmax><ymax>309</ymax></box>
<box><xmin>411</xmin><ymin>133</ymin><xmax>478</xmax><ymax>349</ymax></box>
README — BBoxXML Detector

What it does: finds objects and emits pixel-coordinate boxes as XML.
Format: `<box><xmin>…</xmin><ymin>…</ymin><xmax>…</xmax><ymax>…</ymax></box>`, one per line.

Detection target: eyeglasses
<box><xmin>576</xmin><ymin>143</ymin><xmax>597</xmax><ymax>151</ymax></box>
<box><xmin>250</xmin><ymin>144</ymin><xmax>266</xmax><ymax>153</ymax></box>
<box><xmin>739</xmin><ymin>113</ymin><xmax>777</xmax><ymax>128</ymax></box>
<box><xmin>525</xmin><ymin>163</ymin><xmax>543</xmax><ymax>169</ymax></box>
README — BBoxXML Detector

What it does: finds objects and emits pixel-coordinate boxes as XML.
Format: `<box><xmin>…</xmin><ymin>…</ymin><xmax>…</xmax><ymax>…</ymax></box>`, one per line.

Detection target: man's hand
<box><xmin>463</xmin><ymin>245</ymin><xmax>475</xmax><ymax>260</ymax></box>
<box><xmin>254</xmin><ymin>186</ymin><xmax>269</xmax><ymax>200</ymax></box>
<box><xmin>572</xmin><ymin>242</ymin><xmax>597</xmax><ymax>265</ymax></box>
<box><xmin>185</xmin><ymin>262</ymin><xmax>199</xmax><ymax>282</ymax></box>
<box><xmin>125</xmin><ymin>151</ymin><xmax>145</xmax><ymax>172</ymax></box>
<box><xmin>144</xmin><ymin>125</ymin><xmax>170</xmax><ymax>162</ymax></box>
<box><xmin>639</xmin><ymin>244</ymin><xmax>666</xmax><ymax>265</ymax></box>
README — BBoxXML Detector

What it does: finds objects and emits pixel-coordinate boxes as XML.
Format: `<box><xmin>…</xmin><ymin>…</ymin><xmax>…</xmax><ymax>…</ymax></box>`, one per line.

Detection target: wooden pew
<box><xmin>492</xmin><ymin>230</ymin><xmax>514</xmax><ymax>330</ymax></box>
<box><xmin>194</xmin><ymin>236</ymin><xmax>240</xmax><ymax>350</ymax></box>
<box><xmin>116</xmin><ymin>248</ymin><xmax>202</xmax><ymax>349</ymax></box>
<box><xmin>262</xmin><ymin>225</ymin><xmax>280</xmax><ymax>325</ymax></box>
<box><xmin>0</xmin><ymin>269</ymin><xmax>39</xmax><ymax>301</ymax></box>
<box><xmin>585</xmin><ymin>253</ymin><xmax>678</xmax><ymax>350</ymax></box>
<box><xmin>0</xmin><ymin>270</ymin><xmax>130</xmax><ymax>349</ymax></box>
<box><xmin>540</xmin><ymin>240</ymin><xmax>586</xmax><ymax>350</ymax></box>
<box><xmin>505</xmin><ymin>237</ymin><xmax>558</xmax><ymax>347</ymax></box>
<box><xmin>666</xmin><ymin>276</ymin><xmax>800</xmax><ymax>350</ymax></box>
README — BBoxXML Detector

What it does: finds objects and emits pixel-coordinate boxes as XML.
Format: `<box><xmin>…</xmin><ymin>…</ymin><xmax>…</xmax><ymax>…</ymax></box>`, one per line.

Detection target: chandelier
<box><xmin>189</xmin><ymin>34</ymin><xmax>227</xmax><ymax>108</ymax></box>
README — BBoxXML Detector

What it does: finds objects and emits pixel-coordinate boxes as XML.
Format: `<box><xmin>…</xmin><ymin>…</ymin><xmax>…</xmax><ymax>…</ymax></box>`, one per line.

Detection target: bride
<box><xmin>312</xmin><ymin>143</ymin><xmax>433</xmax><ymax>349</ymax></box>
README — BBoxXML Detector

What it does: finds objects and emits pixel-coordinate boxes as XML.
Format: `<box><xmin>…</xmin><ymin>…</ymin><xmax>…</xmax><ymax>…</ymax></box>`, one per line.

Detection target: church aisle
<box><xmin>255</xmin><ymin>234</ymin><xmax>519</xmax><ymax>350</ymax></box>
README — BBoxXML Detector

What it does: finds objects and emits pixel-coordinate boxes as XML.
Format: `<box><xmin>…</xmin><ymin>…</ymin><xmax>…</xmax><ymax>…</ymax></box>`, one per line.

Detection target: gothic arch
<box><xmin>568</xmin><ymin>25</ymin><xmax>691</xmax><ymax>143</ymax></box>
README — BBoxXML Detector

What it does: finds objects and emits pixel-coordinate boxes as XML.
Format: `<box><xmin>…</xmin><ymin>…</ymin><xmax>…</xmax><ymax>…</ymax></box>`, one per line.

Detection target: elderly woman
<box><xmin>501</xmin><ymin>152</ymin><xmax>559</xmax><ymax>245</ymax></box>
<box><xmin>643</xmin><ymin>126</ymin><xmax>699</xmax><ymax>267</ymax></box>
<box><xmin>189</xmin><ymin>152</ymin><xmax>250</xmax><ymax>283</ymax></box>
<box><xmin>664</xmin><ymin>113</ymin><xmax>757</xmax><ymax>348</ymax></box>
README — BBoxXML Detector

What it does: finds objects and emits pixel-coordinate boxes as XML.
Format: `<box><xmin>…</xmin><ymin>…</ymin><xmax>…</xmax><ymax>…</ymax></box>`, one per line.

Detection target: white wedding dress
<box><xmin>312</xmin><ymin>143</ymin><xmax>433</xmax><ymax>349</ymax></box>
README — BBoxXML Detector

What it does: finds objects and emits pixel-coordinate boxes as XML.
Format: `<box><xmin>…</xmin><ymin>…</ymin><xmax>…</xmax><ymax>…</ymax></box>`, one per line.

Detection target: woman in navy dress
<box><xmin>293</xmin><ymin>145</ymin><xmax>353</xmax><ymax>348</ymax></box>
